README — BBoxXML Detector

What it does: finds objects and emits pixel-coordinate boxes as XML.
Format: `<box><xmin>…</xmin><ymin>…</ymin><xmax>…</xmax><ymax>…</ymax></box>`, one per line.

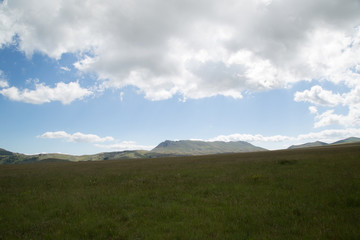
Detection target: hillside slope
<box><xmin>288</xmin><ymin>137</ymin><xmax>360</xmax><ymax>149</ymax></box>
<box><xmin>0</xmin><ymin>148</ymin><xmax>13</xmax><ymax>156</ymax></box>
<box><xmin>332</xmin><ymin>137</ymin><xmax>360</xmax><ymax>145</ymax></box>
<box><xmin>0</xmin><ymin>150</ymin><xmax>152</xmax><ymax>164</ymax></box>
<box><xmin>288</xmin><ymin>141</ymin><xmax>328</xmax><ymax>149</ymax></box>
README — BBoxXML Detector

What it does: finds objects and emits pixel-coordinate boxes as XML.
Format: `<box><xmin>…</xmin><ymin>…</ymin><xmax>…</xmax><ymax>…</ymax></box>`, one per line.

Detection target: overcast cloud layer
<box><xmin>1</xmin><ymin>0</ymin><xmax>360</xmax><ymax>130</ymax></box>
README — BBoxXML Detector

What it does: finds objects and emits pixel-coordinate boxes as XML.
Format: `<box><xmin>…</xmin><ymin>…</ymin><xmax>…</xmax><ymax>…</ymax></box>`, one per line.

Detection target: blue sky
<box><xmin>1</xmin><ymin>0</ymin><xmax>360</xmax><ymax>155</ymax></box>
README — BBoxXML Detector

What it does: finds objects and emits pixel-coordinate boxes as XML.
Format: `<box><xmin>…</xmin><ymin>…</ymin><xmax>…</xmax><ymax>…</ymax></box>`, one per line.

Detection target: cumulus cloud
<box><xmin>39</xmin><ymin>131</ymin><xmax>114</xmax><ymax>143</ymax></box>
<box><xmin>295</xmin><ymin>85</ymin><xmax>360</xmax><ymax>128</ymax></box>
<box><xmin>294</xmin><ymin>85</ymin><xmax>344</xmax><ymax>106</ymax></box>
<box><xmin>95</xmin><ymin>141</ymin><xmax>155</xmax><ymax>151</ymax></box>
<box><xmin>314</xmin><ymin>110</ymin><xmax>344</xmax><ymax>128</ymax></box>
<box><xmin>312</xmin><ymin>105</ymin><xmax>360</xmax><ymax>128</ymax></box>
<box><xmin>0</xmin><ymin>81</ymin><xmax>92</xmax><ymax>104</ymax></box>
<box><xmin>39</xmin><ymin>131</ymin><xmax>154</xmax><ymax>151</ymax></box>
<box><xmin>1</xmin><ymin>0</ymin><xmax>360</xmax><ymax>101</ymax></box>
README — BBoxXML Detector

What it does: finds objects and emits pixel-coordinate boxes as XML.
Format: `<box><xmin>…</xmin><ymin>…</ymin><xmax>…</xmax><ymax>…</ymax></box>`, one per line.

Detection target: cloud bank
<box><xmin>39</xmin><ymin>131</ymin><xmax>114</xmax><ymax>143</ymax></box>
<box><xmin>208</xmin><ymin>128</ymin><xmax>360</xmax><ymax>148</ymax></box>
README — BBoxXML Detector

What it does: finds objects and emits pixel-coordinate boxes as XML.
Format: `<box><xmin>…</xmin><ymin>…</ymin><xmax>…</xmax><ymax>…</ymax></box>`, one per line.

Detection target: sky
<box><xmin>0</xmin><ymin>0</ymin><xmax>360</xmax><ymax>155</ymax></box>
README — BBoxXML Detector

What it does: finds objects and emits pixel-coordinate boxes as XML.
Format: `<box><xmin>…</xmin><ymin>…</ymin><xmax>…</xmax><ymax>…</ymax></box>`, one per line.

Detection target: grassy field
<box><xmin>0</xmin><ymin>143</ymin><xmax>359</xmax><ymax>239</ymax></box>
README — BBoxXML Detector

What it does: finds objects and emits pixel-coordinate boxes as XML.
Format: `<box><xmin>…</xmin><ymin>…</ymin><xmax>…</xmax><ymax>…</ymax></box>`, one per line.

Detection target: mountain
<box><xmin>332</xmin><ymin>137</ymin><xmax>360</xmax><ymax>145</ymax></box>
<box><xmin>0</xmin><ymin>148</ymin><xmax>13</xmax><ymax>156</ymax></box>
<box><xmin>288</xmin><ymin>137</ymin><xmax>360</xmax><ymax>149</ymax></box>
<box><xmin>151</xmin><ymin>140</ymin><xmax>267</xmax><ymax>155</ymax></box>
<box><xmin>1</xmin><ymin>137</ymin><xmax>359</xmax><ymax>164</ymax></box>
<box><xmin>0</xmin><ymin>149</ymin><xmax>152</xmax><ymax>164</ymax></box>
<box><xmin>288</xmin><ymin>141</ymin><xmax>328</xmax><ymax>149</ymax></box>
<box><xmin>86</xmin><ymin>150</ymin><xmax>150</xmax><ymax>161</ymax></box>
<box><xmin>0</xmin><ymin>148</ymin><xmax>28</xmax><ymax>164</ymax></box>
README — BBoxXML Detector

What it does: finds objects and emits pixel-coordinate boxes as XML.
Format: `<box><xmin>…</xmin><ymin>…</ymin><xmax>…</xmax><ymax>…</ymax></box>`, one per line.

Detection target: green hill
<box><xmin>0</xmin><ymin>148</ymin><xmax>13</xmax><ymax>156</ymax></box>
<box><xmin>288</xmin><ymin>141</ymin><xmax>328</xmax><ymax>149</ymax></box>
<box><xmin>0</xmin><ymin>148</ymin><xmax>29</xmax><ymax>164</ymax></box>
<box><xmin>2</xmin><ymin>137</ymin><xmax>359</xmax><ymax>164</ymax></box>
<box><xmin>288</xmin><ymin>137</ymin><xmax>360</xmax><ymax>149</ymax></box>
<box><xmin>151</xmin><ymin>140</ymin><xmax>267</xmax><ymax>155</ymax></box>
<box><xmin>332</xmin><ymin>137</ymin><xmax>360</xmax><ymax>145</ymax></box>
<box><xmin>0</xmin><ymin>150</ymin><xmax>152</xmax><ymax>164</ymax></box>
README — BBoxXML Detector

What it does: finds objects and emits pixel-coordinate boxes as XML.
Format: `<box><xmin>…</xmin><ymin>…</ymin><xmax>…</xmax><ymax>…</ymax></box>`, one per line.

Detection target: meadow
<box><xmin>0</xmin><ymin>143</ymin><xmax>359</xmax><ymax>239</ymax></box>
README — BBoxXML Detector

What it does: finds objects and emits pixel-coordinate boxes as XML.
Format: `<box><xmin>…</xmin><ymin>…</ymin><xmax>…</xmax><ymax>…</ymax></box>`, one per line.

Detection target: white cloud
<box><xmin>208</xmin><ymin>128</ymin><xmax>360</xmax><ymax>149</ymax></box>
<box><xmin>309</xmin><ymin>106</ymin><xmax>318</xmax><ymax>114</ymax></box>
<box><xmin>313</xmin><ymin>104</ymin><xmax>360</xmax><ymax>128</ymax></box>
<box><xmin>39</xmin><ymin>131</ymin><xmax>155</xmax><ymax>151</ymax></box>
<box><xmin>39</xmin><ymin>131</ymin><xmax>114</xmax><ymax>143</ymax></box>
<box><xmin>295</xmin><ymin>85</ymin><xmax>360</xmax><ymax>128</ymax></box>
<box><xmin>294</xmin><ymin>85</ymin><xmax>344</xmax><ymax>106</ymax></box>
<box><xmin>208</xmin><ymin>133</ymin><xmax>291</xmax><ymax>143</ymax></box>
<box><xmin>119</xmin><ymin>91</ymin><xmax>124</xmax><ymax>101</ymax></box>
<box><xmin>60</xmin><ymin>66</ymin><xmax>70</xmax><ymax>71</ymax></box>
<box><xmin>0</xmin><ymin>80</ymin><xmax>8</xmax><ymax>88</ymax></box>
<box><xmin>1</xmin><ymin>0</ymin><xmax>360</xmax><ymax>100</ymax></box>
<box><xmin>95</xmin><ymin>141</ymin><xmax>155</xmax><ymax>151</ymax></box>
<box><xmin>0</xmin><ymin>81</ymin><xmax>92</xmax><ymax>104</ymax></box>
<box><xmin>314</xmin><ymin>110</ymin><xmax>344</xmax><ymax>128</ymax></box>
<box><xmin>296</xmin><ymin>128</ymin><xmax>360</xmax><ymax>142</ymax></box>
<box><xmin>0</xmin><ymin>70</ymin><xmax>8</xmax><ymax>88</ymax></box>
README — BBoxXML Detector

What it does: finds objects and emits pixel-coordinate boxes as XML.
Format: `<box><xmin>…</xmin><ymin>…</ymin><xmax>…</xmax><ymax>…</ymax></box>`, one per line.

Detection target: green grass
<box><xmin>0</xmin><ymin>143</ymin><xmax>360</xmax><ymax>239</ymax></box>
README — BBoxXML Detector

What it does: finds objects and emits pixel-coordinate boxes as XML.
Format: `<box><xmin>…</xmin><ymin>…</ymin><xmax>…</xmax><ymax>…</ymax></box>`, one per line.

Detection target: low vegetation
<box><xmin>0</xmin><ymin>143</ymin><xmax>359</xmax><ymax>239</ymax></box>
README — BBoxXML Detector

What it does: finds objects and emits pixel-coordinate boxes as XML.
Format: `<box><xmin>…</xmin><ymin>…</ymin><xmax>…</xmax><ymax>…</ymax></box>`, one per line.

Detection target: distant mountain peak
<box><xmin>0</xmin><ymin>148</ymin><xmax>13</xmax><ymax>156</ymax></box>
<box><xmin>151</xmin><ymin>140</ymin><xmax>267</xmax><ymax>155</ymax></box>
<box><xmin>288</xmin><ymin>141</ymin><xmax>328</xmax><ymax>149</ymax></box>
<box><xmin>288</xmin><ymin>137</ymin><xmax>360</xmax><ymax>149</ymax></box>
<box><xmin>332</xmin><ymin>137</ymin><xmax>360</xmax><ymax>145</ymax></box>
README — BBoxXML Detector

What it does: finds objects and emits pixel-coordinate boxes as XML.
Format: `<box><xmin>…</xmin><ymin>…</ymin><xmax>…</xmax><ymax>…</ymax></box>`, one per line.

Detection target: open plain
<box><xmin>0</xmin><ymin>143</ymin><xmax>359</xmax><ymax>239</ymax></box>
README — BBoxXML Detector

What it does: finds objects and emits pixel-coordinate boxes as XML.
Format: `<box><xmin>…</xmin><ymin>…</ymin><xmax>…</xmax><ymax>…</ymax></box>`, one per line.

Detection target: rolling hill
<box><xmin>0</xmin><ymin>140</ymin><xmax>267</xmax><ymax>164</ymax></box>
<box><xmin>0</xmin><ymin>148</ymin><xmax>13</xmax><ymax>156</ymax></box>
<box><xmin>332</xmin><ymin>137</ymin><xmax>360</xmax><ymax>145</ymax></box>
<box><xmin>0</xmin><ymin>150</ymin><xmax>152</xmax><ymax>164</ymax></box>
<box><xmin>288</xmin><ymin>141</ymin><xmax>328</xmax><ymax>149</ymax></box>
<box><xmin>288</xmin><ymin>137</ymin><xmax>360</xmax><ymax>149</ymax></box>
<box><xmin>1</xmin><ymin>137</ymin><xmax>360</xmax><ymax>164</ymax></box>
